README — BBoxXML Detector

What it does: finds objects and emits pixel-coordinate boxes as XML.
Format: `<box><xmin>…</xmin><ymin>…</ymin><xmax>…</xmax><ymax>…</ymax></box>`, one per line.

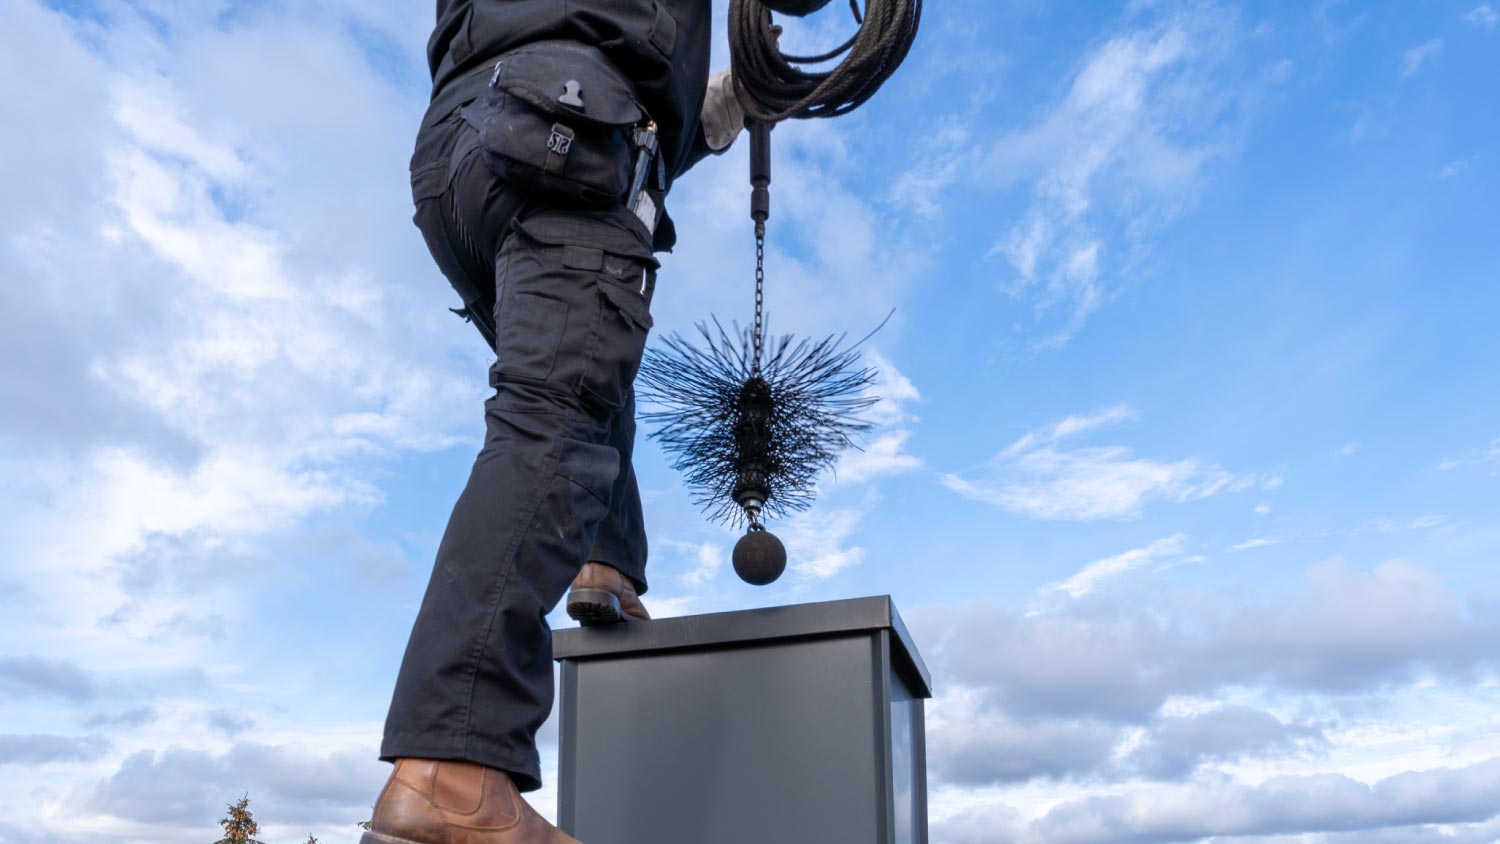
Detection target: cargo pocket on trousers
<box><xmin>494</xmin><ymin>292</ymin><xmax>568</xmax><ymax>380</ymax></box>
<box><xmin>504</xmin><ymin>213</ymin><xmax>657</xmax><ymax>413</ymax></box>
<box><xmin>583</xmin><ymin>262</ymin><xmax>656</xmax><ymax>411</ymax></box>
<box><xmin>493</xmin><ymin>233</ymin><xmax>571</xmax><ymax>382</ymax></box>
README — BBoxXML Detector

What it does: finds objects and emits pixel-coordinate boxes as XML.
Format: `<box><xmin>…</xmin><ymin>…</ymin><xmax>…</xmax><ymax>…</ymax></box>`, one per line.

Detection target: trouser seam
<box><xmin>455</xmin><ymin>426</ymin><xmax>569</xmax><ymax>749</ymax></box>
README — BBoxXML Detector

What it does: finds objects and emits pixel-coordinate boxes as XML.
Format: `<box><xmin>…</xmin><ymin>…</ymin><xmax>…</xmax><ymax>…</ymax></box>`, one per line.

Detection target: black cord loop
<box><xmin>729</xmin><ymin>0</ymin><xmax>922</xmax><ymax>123</ymax></box>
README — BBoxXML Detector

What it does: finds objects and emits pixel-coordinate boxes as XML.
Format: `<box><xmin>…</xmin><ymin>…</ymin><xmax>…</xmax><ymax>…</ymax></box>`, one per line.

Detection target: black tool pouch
<box><xmin>467</xmin><ymin>41</ymin><xmax>647</xmax><ymax>209</ymax></box>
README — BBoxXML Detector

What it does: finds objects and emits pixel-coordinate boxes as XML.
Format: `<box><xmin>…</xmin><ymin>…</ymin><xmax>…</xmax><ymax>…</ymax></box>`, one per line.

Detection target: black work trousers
<box><xmin>380</xmin><ymin>102</ymin><xmax>659</xmax><ymax>792</ymax></box>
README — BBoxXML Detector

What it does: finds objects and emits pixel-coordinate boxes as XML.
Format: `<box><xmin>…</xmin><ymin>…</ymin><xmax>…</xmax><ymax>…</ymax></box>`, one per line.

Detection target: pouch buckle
<box><xmin>548</xmin><ymin>125</ymin><xmax>575</xmax><ymax>155</ymax></box>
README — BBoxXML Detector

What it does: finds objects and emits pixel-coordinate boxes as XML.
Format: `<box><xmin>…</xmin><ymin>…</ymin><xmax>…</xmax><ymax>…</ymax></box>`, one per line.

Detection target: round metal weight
<box><xmin>733</xmin><ymin>529</ymin><xmax>788</xmax><ymax>585</ymax></box>
<box><xmin>759</xmin><ymin>0</ymin><xmax>835</xmax><ymax>16</ymax></box>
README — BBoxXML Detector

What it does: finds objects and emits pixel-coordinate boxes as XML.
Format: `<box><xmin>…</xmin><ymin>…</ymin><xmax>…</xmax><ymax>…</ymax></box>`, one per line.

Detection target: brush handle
<box><xmin>749</xmin><ymin>120</ymin><xmax>772</xmax><ymax>226</ymax></box>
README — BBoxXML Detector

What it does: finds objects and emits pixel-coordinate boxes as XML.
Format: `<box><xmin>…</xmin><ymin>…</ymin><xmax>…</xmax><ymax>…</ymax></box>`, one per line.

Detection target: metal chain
<box><xmin>752</xmin><ymin>222</ymin><xmax>766</xmax><ymax>377</ymax></box>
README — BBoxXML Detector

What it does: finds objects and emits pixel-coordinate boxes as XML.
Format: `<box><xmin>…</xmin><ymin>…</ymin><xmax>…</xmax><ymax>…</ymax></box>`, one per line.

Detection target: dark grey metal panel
<box><xmin>556</xmin><ymin>659</ymin><xmax>579</xmax><ymax>833</ymax></box>
<box><xmin>876</xmin><ymin>630</ymin><xmax>895</xmax><ymax>844</ymax></box>
<box><xmin>559</xmin><ymin>633</ymin><xmax>884</xmax><ymax>844</ymax></box>
<box><xmin>913</xmin><ymin>696</ymin><xmax>929</xmax><ymax>844</ymax></box>
<box><xmin>554</xmin><ymin>595</ymin><xmax>932</xmax><ymax>697</ymax></box>
<box><xmin>889</xmin><ymin>658</ymin><xmax>922</xmax><ymax>844</ymax></box>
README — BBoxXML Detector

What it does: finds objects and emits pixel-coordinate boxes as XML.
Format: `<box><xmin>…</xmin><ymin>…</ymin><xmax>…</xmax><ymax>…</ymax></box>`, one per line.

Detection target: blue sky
<box><xmin>1</xmin><ymin>0</ymin><xmax>1498</xmax><ymax>842</ymax></box>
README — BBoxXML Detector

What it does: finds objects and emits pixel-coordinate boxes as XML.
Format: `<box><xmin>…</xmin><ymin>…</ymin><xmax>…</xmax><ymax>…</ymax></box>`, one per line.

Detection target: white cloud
<box><xmin>680</xmin><ymin>542</ymin><xmax>726</xmax><ymax>586</ymax></box>
<box><xmin>930</xmin><ymin>803</ymin><xmax>1032</xmax><ymax>844</ymax></box>
<box><xmin>1124</xmin><ymin>705</ymin><xmax>1326</xmax><ymax>780</ymax></box>
<box><xmin>0</xmin><ymin>734</ymin><xmax>112</xmax><ymax>766</ymax></box>
<box><xmin>635</xmin><ymin>593</ymin><xmax>704</xmax><ymax>620</ymax></box>
<box><xmin>1229</xmin><ymin>537</ymin><xmax>1280</xmax><ymax>552</ymax></box>
<box><xmin>883</xmin><ymin>6</ymin><xmax>1270</xmax><ymax>349</ymax></box>
<box><xmin>969</xmin><ymin>11</ymin><xmax>1255</xmax><ymax>348</ymax></box>
<box><xmin>910</xmin><ymin>558</ymin><xmax>1500</xmax><ymax>844</ymax></box>
<box><xmin>942</xmin><ymin>407</ymin><xmax>1272</xmax><ymax>521</ymax></box>
<box><xmin>910</xmin><ymin>559</ymin><xmax>1500</xmax><ymax>723</ymax></box>
<box><xmin>0</xmin><ymin>0</ymin><xmax>482</xmax><ymax>676</ymax></box>
<box><xmin>1436</xmin><ymin>438</ymin><xmax>1500</xmax><ymax>473</ymax></box>
<box><xmin>0</xmin><ymin>657</ymin><xmax>99</xmax><ymax>704</ymax></box>
<box><xmin>1043</xmin><ymin>535</ymin><xmax>1188</xmax><ymax>599</ymax></box>
<box><xmin>1438</xmin><ymin>157</ymin><xmax>1475</xmax><ymax>179</ymax></box>
<box><xmin>945</xmin><ymin>446</ymin><xmax>1234</xmax><ymax>521</ymax></box>
<box><xmin>784</xmin><ymin>505</ymin><xmax>868</xmax><ymax>581</ymax></box>
<box><xmin>1000</xmin><ymin>405</ymin><xmax>1137</xmax><ymax>458</ymax></box>
<box><xmin>834</xmin><ymin>430</ymin><xmax>923</xmax><ymax>485</ymax></box>
<box><xmin>56</xmin><ymin>741</ymin><xmax>385</xmax><ymax>840</ymax></box>
<box><xmin>0</xmin><ymin>4</ymin><xmax>496</xmax><ymax>837</ymax></box>
<box><xmin>933</xmin><ymin>804</ymin><xmax>1500</xmax><ymax>844</ymax></box>
<box><xmin>861</xmin><ymin>348</ymin><xmax>923</xmax><ymax>427</ymax></box>
<box><xmin>928</xmin><ymin>689</ymin><xmax>1119</xmax><ymax>785</ymax></box>
<box><xmin>888</xmin><ymin>120</ymin><xmax>973</xmax><ymax>218</ymax></box>
<box><xmin>1335</xmin><ymin>442</ymin><xmax>1359</xmax><ymax>457</ymax></box>
<box><xmin>828</xmin><ymin>349</ymin><xmax>923</xmax><ymax>485</ymax></box>
<box><xmin>112</xmin><ymin>78</ymin><xmax>248</xmax><ymax>184</ymax></box>
<box><xmin>1400</xmin><ymin>38</ymin><xmax>1445</xmax><ymax>78</ymax></box>
<box><xmin>1463</xmin><ymin>5</ymin><xmax>1500</xmax><ymax>29</ymax></box>
<box><xmin>1032</xmin><ymin>758</ymin><xmax>1500</xmax><ymax>844</ymax></box>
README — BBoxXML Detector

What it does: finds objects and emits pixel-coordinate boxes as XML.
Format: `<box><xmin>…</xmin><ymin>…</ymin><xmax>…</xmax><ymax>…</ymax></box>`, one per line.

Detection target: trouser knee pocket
<box><xmin>491</xmin><ymin>211</ymin><xmax>657</xmax><ymax>417</ymax></box>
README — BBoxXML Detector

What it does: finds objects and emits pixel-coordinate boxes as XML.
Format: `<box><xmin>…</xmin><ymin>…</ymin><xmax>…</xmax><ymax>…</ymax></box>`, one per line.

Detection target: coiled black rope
<box><xmin>729</xmin><ymin>0</ymin><xmax>922</xmax><ymax>122</ymax></box>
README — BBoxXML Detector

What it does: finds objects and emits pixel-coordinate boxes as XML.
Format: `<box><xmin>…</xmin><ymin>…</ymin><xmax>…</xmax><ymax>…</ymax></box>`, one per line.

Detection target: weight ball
<box><xmin>733</xmin><ymin>530</ymin><xmax>788</xmax><ymax>585</ymax></box>
<box><xmin>759</xmin><ymin>0</ymin><xmax>835</xmax><ymax>16</ymax></box>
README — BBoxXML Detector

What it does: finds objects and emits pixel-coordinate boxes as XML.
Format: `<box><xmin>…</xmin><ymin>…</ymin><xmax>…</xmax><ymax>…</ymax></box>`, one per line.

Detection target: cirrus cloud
<box><xmin>942</xmin><ymin>406</ymin><xmax>1276</xmax><ymax>521</ymax></box>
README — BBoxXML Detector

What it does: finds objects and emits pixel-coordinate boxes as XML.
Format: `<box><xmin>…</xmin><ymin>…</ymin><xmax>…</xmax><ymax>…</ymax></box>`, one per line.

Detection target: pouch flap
<box><xmin>493</xmin><ymin>41</ymin><xmax>645</xmax><ymax>128</ymax></box>
<box><xmin>597</xmin><ymin>273</ymin><xmax>654</xmax><ymax>331</ymax></box>
<box><xmin>513</xmin><ymin>213</ymin><xmax>659</xmax><ymax>268</ymax></box>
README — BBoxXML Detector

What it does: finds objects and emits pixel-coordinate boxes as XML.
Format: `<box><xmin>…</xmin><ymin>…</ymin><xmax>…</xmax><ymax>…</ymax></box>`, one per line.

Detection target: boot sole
<box><xmin>567</xmin><ymin>587</ymin><xmax>626</xmax><ymax>625</ymax></box>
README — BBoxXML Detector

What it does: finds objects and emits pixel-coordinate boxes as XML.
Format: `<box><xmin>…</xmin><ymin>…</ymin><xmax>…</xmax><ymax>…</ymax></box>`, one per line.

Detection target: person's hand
<box><xmin>700</xmin><ymin>67</ymin><xmax>746</xmax><ymax>152</ymax></box>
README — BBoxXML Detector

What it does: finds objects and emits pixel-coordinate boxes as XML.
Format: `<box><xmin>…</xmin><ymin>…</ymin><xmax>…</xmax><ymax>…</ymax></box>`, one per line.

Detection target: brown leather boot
<box><xmin>364</xmin><ymin>759</ymin><xmax>578</xmax><ymax>844</ymax></box>
<box><xmin>565</xmin><ymin>562</ymin><xmax>650</xmax><ymax>625</ymax></box>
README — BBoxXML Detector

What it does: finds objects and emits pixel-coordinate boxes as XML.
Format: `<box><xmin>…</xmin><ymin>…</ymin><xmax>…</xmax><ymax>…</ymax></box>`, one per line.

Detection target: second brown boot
<box><xmin>566</xmin><ymin>562</ymin><xmax>650</xmax><ymax>625</ymax></box>
<box><xmin>363</xmin><ymin>758</ymin><xmax>577</xmax><ymax>844</ymax></box>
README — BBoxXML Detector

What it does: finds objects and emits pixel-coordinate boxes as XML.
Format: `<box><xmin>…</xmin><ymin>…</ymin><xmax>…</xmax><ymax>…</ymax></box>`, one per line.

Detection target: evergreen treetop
<box><xmin>214</xmin><ymin>794</ymin><xmax>265</xmax><ymax>844</ymax></box>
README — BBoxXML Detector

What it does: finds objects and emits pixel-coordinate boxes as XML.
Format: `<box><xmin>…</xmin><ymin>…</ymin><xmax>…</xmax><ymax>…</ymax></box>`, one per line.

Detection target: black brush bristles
<box><xmin>637</xmin><ymin>317</ymin><xmax>880</xmax><ymax>527</ymax></box>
